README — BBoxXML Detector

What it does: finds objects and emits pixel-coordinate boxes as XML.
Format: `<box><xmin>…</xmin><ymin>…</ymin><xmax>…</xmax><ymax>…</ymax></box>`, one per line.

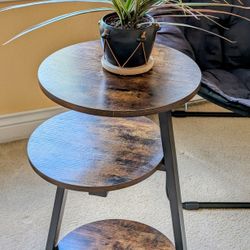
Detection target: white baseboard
<box><xmin>0</xmin><ymin>106</ymin><xmax>66</xmax><ymax>143</ymax></box>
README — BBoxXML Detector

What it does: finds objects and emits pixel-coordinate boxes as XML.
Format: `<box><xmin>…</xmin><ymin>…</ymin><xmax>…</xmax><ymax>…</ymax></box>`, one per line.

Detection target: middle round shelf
<box><xmin>27</xmin><ymin>111</ymin><xmax>163</xmax><ymax>192</ymax></box>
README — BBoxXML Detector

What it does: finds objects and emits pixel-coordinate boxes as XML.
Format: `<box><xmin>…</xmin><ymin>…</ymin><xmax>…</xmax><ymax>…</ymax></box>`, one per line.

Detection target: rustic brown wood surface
<box><xmin>38</xmin><ymin>40</ymin><xmax>201</xmax><ymax>117</ymax></box>
<box><xmin>57</xmin><ymin>219</ymin><xmax>175</xmax><ymax>250</ymax></box>
<box><xmin>27</xmin><ymin>111</ymin><xmax>163</xmax><ymax>192</ymax></box>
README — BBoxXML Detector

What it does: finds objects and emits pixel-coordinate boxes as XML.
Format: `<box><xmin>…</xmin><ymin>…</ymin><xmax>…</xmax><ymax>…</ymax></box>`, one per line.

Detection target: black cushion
<box><xmin>184</xmin><ymin>0</ymin><xmax>250</xmax><ymax>70</ymax></box>
<box><xmin>202</xmin><ymin>69</ymin><xmax>250</xmax><ymax>107</ymax></box>
<box><xmin>153</xmin><ymin>0</ymin><xmax>250</xmax><ymax>112</ymax></box>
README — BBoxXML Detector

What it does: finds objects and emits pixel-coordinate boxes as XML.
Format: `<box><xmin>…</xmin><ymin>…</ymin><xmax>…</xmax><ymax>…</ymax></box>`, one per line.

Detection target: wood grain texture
<box><xmin>57</xmin><ymin>219</ymin><xmax>175</xmax><ymax>250</ymax></box>
<box><xmin>27</xmin><ymin>111</ymin><xmax>163</xmax><ymax>192</ymax></box>
<box><xmin>38</xmin><ymin>40</ymin><xmax>201</xmax><ymax>117</ymax></box>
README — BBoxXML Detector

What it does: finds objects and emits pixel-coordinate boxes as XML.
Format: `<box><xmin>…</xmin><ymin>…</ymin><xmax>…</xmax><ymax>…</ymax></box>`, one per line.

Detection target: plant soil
<box><xmin>105</xmin><ymin>14</ymin><xmax>153</xmax><ymax>29</ymax></box>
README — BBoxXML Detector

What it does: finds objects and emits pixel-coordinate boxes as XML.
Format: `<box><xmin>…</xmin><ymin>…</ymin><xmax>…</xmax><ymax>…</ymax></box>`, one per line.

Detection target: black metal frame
<box><xmin>183</xmin><ymin>202</ymin><xmax>250</xmax><ymax>210</ymax></box>
<box><xmin>172</xmin><ymin>110</ymin><xmax>243</xmax><ymax>118</ymax></box>
<box><xmin>172</xmin><ymin>88</ymin><xmax>250</xmax><ymax>210</ymax></box>
<box><xmin>89</xmin><ymin>191</ymin><xmax>108</xmax><ymax>197</ymax></box>
<box><xmin>46</xmin><ymin>187</ymin><xmax>67</xmax><ymax>250</ymax></box>
<box><xmin>44</xmin><ymin>109</ymin><xmax>248</xmax><ymax>250</ymax></box>
<box><xmin>159</xmin><ymin>111</ymin><xmax>187</xmax><ymax>250</ymax></box>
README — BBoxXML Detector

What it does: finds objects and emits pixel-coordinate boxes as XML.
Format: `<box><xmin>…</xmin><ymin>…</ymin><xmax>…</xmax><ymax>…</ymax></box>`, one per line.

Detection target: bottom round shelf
<box><xmin>58</xmin><ymin>219</ymin><xmax>175</xmax><ymax>250</ymax></box>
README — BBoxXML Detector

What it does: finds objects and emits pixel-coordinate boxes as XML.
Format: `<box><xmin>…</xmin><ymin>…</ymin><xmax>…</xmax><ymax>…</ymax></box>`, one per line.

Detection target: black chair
<box><xmin>153</xmin><ymin>0</ymin><xmax>250</xmax><ymax>209</ymax></box>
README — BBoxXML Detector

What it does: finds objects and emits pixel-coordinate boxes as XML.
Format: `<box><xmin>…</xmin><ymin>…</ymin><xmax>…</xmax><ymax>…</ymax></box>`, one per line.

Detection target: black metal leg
<box><xmin>159</xmin><ymin>111</ymin><xmax>187</xmax><ymax>250</ymax></box>
<box><xmin>183</xmin><ymin>202</ymin><xmax>250</xmax><ymax>210</ymax></box>
<box><xmin>46</xmin><ymin>187</ymin><xmax>67</xmax><ymax>250</ymax></box>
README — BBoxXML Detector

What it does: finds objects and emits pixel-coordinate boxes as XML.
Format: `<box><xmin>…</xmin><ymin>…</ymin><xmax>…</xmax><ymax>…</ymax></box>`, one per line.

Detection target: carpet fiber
<box><xmin>0</xmin><ymin>103</ymin><xmax>250</xmax><ymax>250</ymax></box>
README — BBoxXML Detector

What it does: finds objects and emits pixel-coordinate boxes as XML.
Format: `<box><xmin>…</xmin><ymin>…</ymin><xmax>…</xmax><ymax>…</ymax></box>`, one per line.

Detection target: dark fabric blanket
<box><xmin>202</xmin><ymin>69</ymin><xmax>250</xmax><ymax>107</ymax></box>
<box><xmin>152</xmin><ymin>0</ymin><xmax>250</xmax><ymax>109</ymax></box>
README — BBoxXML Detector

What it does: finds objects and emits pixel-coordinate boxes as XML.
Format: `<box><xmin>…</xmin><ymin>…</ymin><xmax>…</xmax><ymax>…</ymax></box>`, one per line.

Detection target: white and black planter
<box><xmin>99</xmin><ymin>13</ymin><xmax>160</xmax><ymax>75</ymax></box>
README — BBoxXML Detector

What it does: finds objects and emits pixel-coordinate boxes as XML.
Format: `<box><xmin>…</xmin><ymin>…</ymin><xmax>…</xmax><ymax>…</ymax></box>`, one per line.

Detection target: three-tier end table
<box><xmin>27</xmin><ymin>41</ymin><xmax>201</xmax><ymax>250</ymax></box>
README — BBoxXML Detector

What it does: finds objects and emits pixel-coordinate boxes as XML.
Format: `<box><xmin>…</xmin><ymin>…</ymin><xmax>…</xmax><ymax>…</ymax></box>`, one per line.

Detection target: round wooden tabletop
<box><xmin>38</xmin><ymin>41</ymin><xmax>201</xmax><ymax>117</ymax></box>
<box><xmin>57</xmin><ymin>219</ymin><xmax>175</xmax><ymax>250</ymax></box>
<box><xmin>27</xmin><ymin>111</ymin><xmax>163</xmax><ymax>192</ymax></box>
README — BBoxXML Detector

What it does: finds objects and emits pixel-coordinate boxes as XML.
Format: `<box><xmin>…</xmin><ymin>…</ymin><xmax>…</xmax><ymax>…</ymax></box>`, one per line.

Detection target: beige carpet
<box><xmin>0</xmin><ymin>103</ymin><xmax>250</xmax><ymax>250</ymax></box>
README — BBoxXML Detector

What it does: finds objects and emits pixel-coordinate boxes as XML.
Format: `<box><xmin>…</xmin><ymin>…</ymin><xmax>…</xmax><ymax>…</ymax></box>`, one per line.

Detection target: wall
<box><xmin>0</xmin><ymin>1</ymin><xmax>107</xmax><ymax>115</ymax></box>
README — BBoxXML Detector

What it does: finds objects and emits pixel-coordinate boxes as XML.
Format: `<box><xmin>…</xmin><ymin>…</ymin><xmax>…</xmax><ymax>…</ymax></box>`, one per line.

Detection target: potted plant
<box><xmin>0</xmin><ymin>0</ymin><xmax>249</xmax><ymax>75</ymax></box>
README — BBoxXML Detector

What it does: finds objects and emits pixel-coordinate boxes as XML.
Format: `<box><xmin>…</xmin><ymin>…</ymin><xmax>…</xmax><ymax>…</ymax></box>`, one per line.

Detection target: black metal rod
<box><xmin>183</xmin><ymin>201</ymin><xmax>250</xmax><ymax>210</ymax></box>
<box><xmin>159</xmin><ymin>111</ymin><xmax>187</xmax><ymax>250</ymax></box>
<box><xmin>88</xmin><ymin>191</ymin><xmax>108</xmax><ymax>197</ymax></box>
<box><xmin>172</xmin><ymin>111</ymin><xmax>243</xmax><ymax>118</ymax></box>
<box><xmin>46</xmin><ymin>187</ymin><xmax>67</xmax><ymax>250</ymax></box>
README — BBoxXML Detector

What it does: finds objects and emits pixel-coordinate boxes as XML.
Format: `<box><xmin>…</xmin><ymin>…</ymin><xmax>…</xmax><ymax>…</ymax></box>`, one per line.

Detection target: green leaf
<box><xmin>114</xmin><ymin>0</ymin><xmax>131</xmax><ymax>20</ymax></box>
<box><xmin>177</xmin><ymin>2</ymin><xmax>250</xmax><ymax>10</ymax></box>
<box><xmin>155</xmin><ymin>21</ymin><xmax>236</xmax><ymax>43</ymax></box>
<box><xmin>125</xmin><ymin>0</ymin><xmax>132</xmax><ymax>9</ymax></box>
<box><xmin>1</xmin><ymin>0</ymin><xmax>249</xmax><ymax>34</ymax></box>
<box><xmin>3</xmin><ymin>7</ymin><xmax>113</xmax><ymax>45</ymax></box>
<box><xmin>0</xmin><ymin>0</ymin><xmax>112</xmax><ymax>12</ymax></box>
<box><xmin>111</xmin><ymin>0</ymin><xmax>124</xmax><ymax>24</ymax></box>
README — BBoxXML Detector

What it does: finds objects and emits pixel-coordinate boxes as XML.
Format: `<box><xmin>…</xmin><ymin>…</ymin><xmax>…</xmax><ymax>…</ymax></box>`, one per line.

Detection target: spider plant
<box><xmin>0</xmin><ymin>0</ymin><xmax>249</xmax><ymax>44</ymax></box>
